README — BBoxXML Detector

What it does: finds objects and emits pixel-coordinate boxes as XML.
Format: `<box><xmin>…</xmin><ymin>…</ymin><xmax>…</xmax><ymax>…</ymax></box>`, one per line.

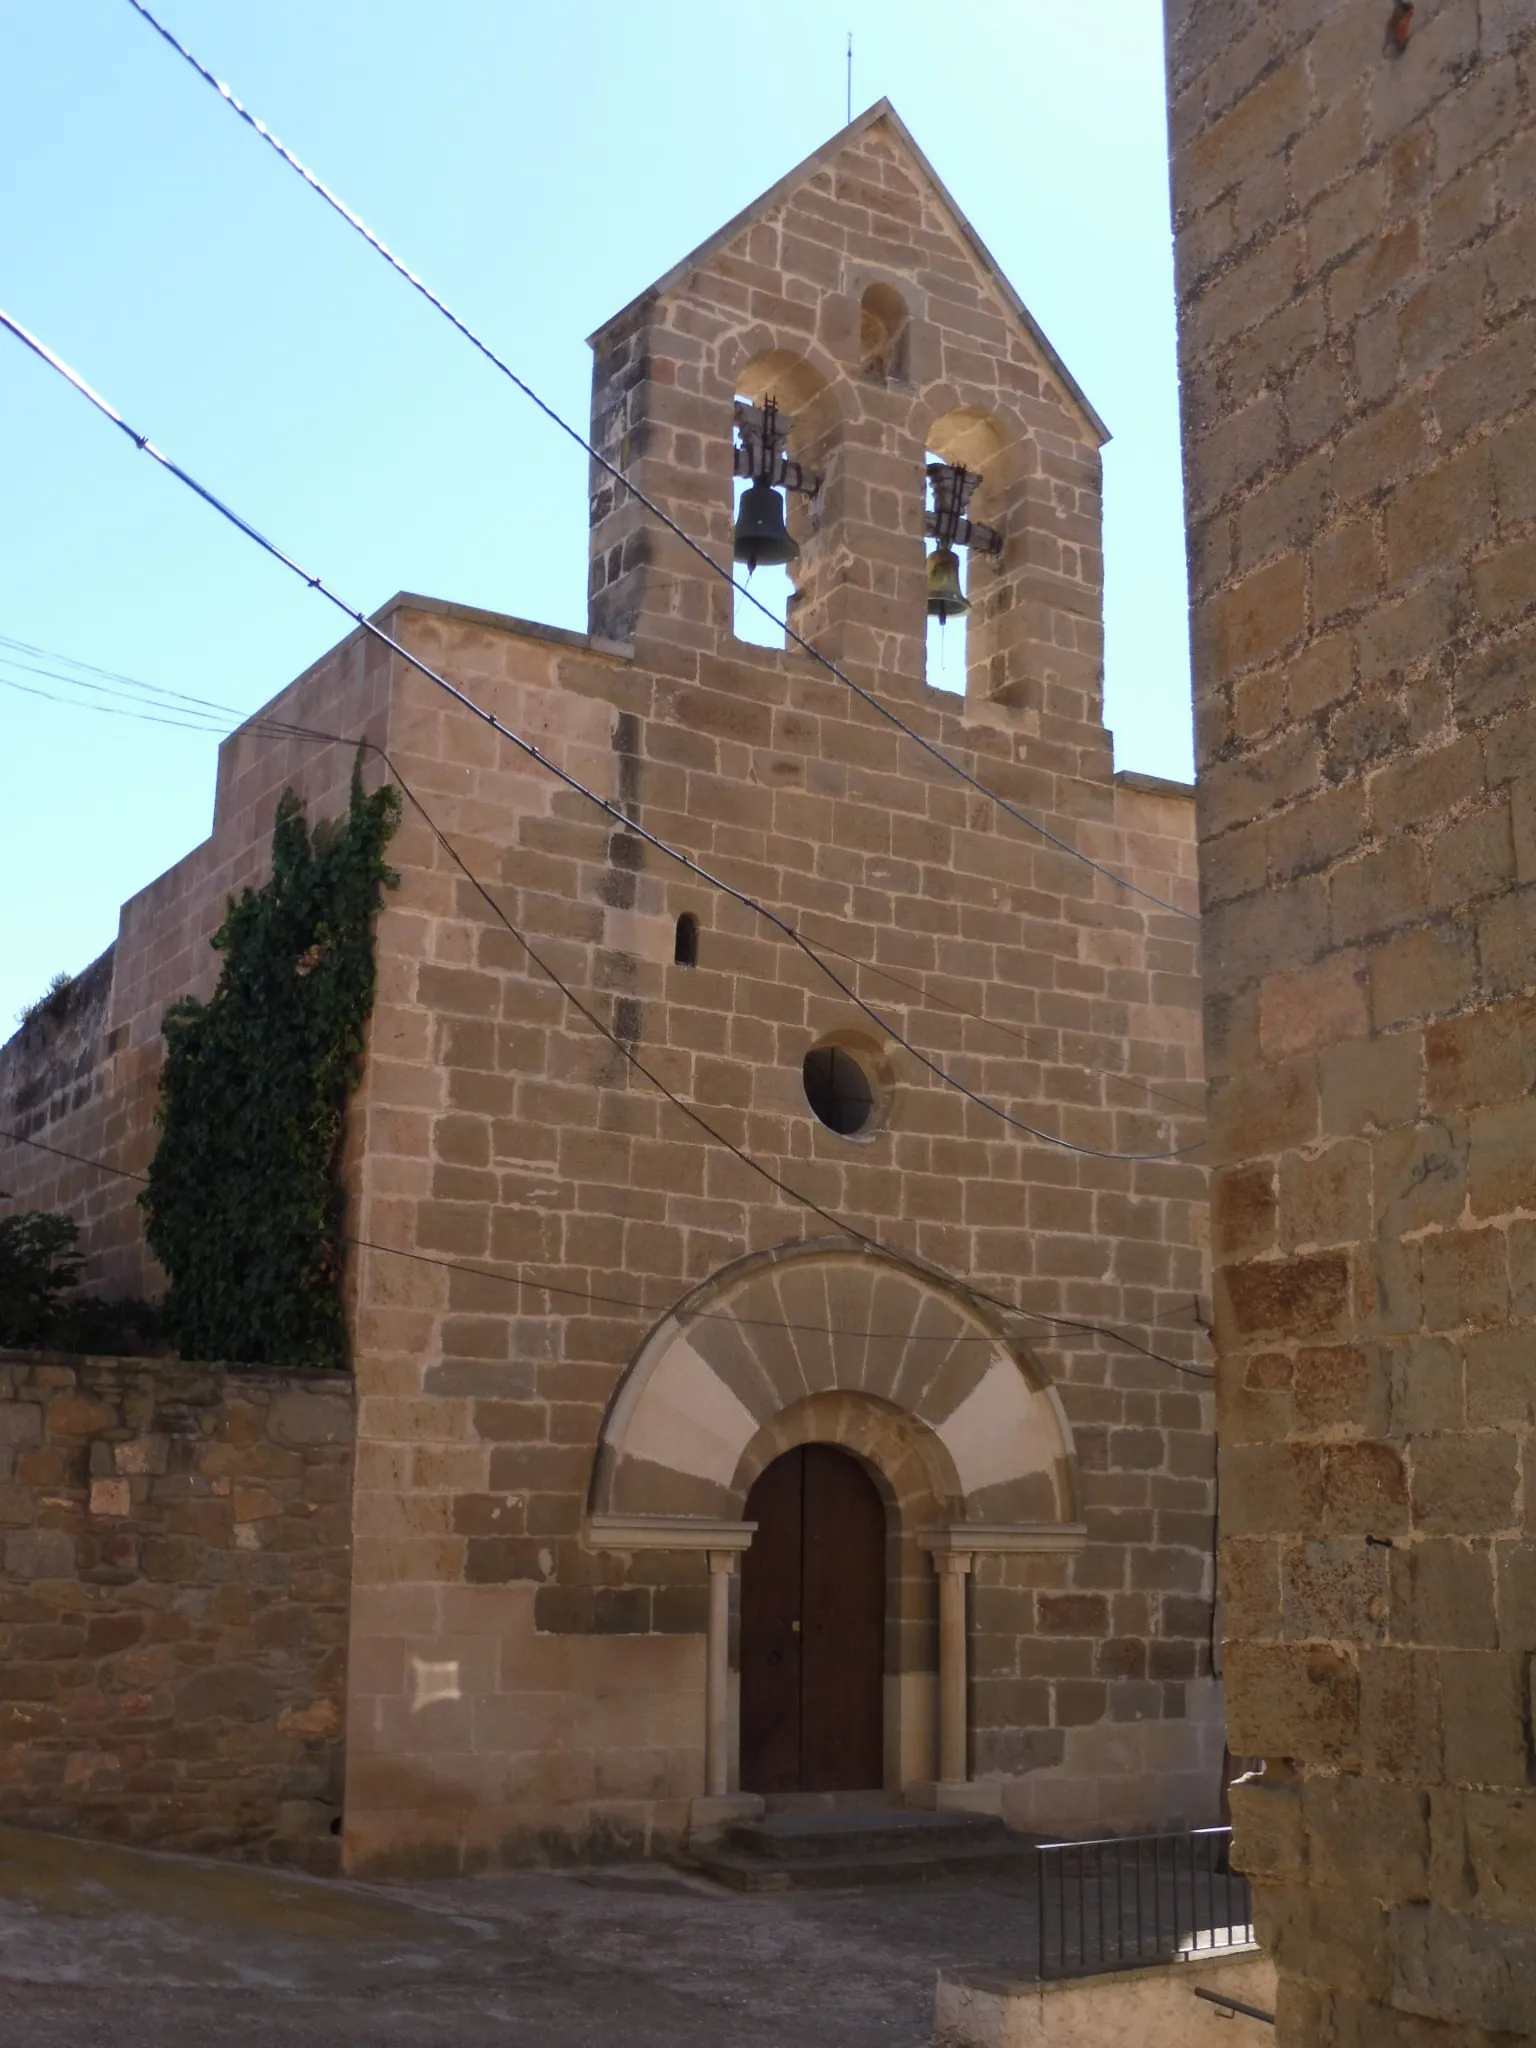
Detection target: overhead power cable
<box><xmin>1</xmin><ymin>1026</ymin><xmax>1210</xmax><ymax>1379</ymax></box>
<box><xmin>0</xmin><ymin>665</ymin><xmax>332</xmax><ymax>744</ymax></box>
<box><xmin>377</xmin><ymin>741</ymin><xmax>1208</xmax><ymax>1375</ymax></box>
<box><xmin>5</xmin><ymin>633</ymin><xmax>1205</xmax><ymax>1123</ymax></box>
<box><xmin>0</xmin><ymin>674</ymin><xmax>1213</xmax><ymax>1371</ymax></box>
<box><xmin>0</xmin><ymin>308</ymin><xmax>1200</xmax><ymax>1166</ymax></box>
<box><xmin>0</xmin><ymin>1129</ymin><xmax>1048</xmax><ymax>1344</ymax></box>
<box><xmin>122</xmin><ymin>0</ymin><xmax>1196</xmax><ymax>926</ymax></box>
<box><xmin>802</xmin><ymin>928</ymin><xmax>1205</xmax><ymax>1120</ymax></box>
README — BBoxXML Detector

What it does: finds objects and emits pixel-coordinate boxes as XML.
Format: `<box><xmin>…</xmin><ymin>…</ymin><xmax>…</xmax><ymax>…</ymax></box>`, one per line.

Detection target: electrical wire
<box><xmin>0</xmin><ymin>1127</ymin><xmax>1024</xmax><ymax>1343</ymax></box>
<box><xmin>1</xmin><ymin>1081</ymin><xmax>1210</xmax><ymax>1380</ymax></box>
<box><xmin>802</xmin><ymin>927</ymin><xmax>1205</xmax><ymax>1120</ymax></box>
<box><xmin>6</xmin><ymin>641</ymin><xmax>1207</xmax><ymax>1140</ymax></box>
<box><xmin>374</xmin><ymin>742</ymin><xmax>1209</xmax><ymax>1375</ymax></box>
<box><xmin>1</xmin><ymin>662</ymin><xmax>1198</xmax><ymax>1170</ymax></box>
<box><xmin>0</xmin><ymin>307</ymin><xmax>1201</xmax><ymax>1167</ymax></box>
<box><xmin>3</xmin><ymin>628</ymin><xmax>1205</xmax><ymax>1126</ymax></box>
<box><xmin>0</xmin><ymin>728</ymin><xmax>1211</xmax><ymax>1375</ymax></box>
<box><xmin>0</xmin><ymin>634</ymin><xmax>383</xmax><ymax>748</ymax></box>
<box><xmin>0</xmin><ymin>630</ymin><xmax>259</xmax><ymax>711</ymax></box>
<box><xmin>0</xmin><ymin>667</ymin><xmax>339</xmax><ymax>744</ymax></box>
<box><xmin>122</xmin><ymin>0</ymin><xmax>1196</xmax><ymax>926</ymax></box>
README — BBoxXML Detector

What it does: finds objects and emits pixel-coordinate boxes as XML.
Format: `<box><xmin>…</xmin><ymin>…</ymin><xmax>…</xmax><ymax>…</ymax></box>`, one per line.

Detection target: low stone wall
<box><xmin>0</xmin><ymin>1351</ymin><xmax>353</xmax><ymax>1871</ymax></box>
<box><xmin>936</xmin><ymin>1951</ymin><xmax>1276</xmax><ymax>2047</ymax></box>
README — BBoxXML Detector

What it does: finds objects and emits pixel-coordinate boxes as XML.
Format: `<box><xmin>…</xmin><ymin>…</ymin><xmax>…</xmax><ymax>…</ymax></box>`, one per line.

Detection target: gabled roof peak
<box><xmin>588</xmin><ymin>99</ymin><xmax>1107</xmax><ymax>445</ymax></box>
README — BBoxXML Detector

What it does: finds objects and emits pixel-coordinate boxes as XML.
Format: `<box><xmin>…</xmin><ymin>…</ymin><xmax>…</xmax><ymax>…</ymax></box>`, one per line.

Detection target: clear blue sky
<box><xmin>0</xmin><ymin>0</ymin><xmax>1191</xmax><ymax>1035</ymax></box>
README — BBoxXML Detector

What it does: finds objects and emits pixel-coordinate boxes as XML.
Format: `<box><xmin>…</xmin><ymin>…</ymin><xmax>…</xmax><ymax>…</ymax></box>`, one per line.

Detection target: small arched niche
<box><xmin>859</xmin><ymin>283</ymin><xmax>909</xmax><ymax>383</ymax></box>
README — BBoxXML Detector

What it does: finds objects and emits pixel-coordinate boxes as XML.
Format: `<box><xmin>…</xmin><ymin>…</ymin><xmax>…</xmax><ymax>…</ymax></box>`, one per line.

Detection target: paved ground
<box><xmin>0</xmin><ymin>1826</ymin><xmax>1039</xmax><ymax>2047</ymax></box>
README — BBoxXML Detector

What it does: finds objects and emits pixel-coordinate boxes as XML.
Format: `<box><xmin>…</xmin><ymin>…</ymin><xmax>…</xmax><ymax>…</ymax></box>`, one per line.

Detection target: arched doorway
<box><xmin>739</xmin><ymin>1444</ymin><xmax>885</xmax><ymax>1794</ymax></box>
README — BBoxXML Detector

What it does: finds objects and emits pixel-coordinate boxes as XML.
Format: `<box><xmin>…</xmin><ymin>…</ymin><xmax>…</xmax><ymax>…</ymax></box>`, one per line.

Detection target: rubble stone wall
<box><xmin>1165</xmin><ymin>1</ymin><xmax>1536</xmax><ymax>2039</ymax></box>
<box><xmin>0</xmin><ymin>1352</ymin><xmax>353</xmax><ymax>1871</ymax></box>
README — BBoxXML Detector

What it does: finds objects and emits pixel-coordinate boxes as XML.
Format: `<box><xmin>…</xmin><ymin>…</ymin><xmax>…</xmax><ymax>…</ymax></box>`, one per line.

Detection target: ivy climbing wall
<box><xmin>0</xmin><ymin>627</ymin><xmax>395</xmax><ymax>1302</ymax></box>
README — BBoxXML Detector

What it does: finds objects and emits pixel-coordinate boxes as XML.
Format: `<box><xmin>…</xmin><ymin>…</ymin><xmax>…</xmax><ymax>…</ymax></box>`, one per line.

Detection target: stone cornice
<box><xmin>583</xmin><ymin>1514</ymin><xmax>757</xmax><ymax>1553</ymax></box>
<box><xmin>918</xmin><ymin>1524</ymin><xmax>1088</xmax><ymax>1556</ymax></box>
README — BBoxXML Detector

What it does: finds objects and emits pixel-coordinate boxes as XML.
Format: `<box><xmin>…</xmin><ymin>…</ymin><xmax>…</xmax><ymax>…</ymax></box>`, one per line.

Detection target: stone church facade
<box><xmin>2</xmin><ymin>104</ymin><xmax>1214</xmax><ymax>1872</ymax></box>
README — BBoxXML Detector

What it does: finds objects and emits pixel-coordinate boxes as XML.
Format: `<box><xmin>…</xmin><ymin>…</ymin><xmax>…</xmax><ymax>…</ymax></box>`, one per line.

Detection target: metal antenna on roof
<box><xmin>846</xmin><ymin>32</ymin><xmax>853</xmax><ymax>124</ymax></box>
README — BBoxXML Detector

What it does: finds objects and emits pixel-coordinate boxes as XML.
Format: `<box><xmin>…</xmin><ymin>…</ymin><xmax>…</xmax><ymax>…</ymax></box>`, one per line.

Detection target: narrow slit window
<box><xmin>674</xmin><ymin>912</ymin><xmax>699</xmax><ymax>967</ymax></box>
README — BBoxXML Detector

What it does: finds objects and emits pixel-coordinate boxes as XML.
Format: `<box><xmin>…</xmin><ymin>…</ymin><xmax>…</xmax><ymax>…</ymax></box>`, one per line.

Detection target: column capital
<box><xmin>933</xmin><ymin>1548</ymin><xmax>974</xmax><ymax>1576</ymax></box>
<box><xmin>584</xmin><ymin>1514</ymin><xmax>757</xmax><ymax>1553</ymax></box>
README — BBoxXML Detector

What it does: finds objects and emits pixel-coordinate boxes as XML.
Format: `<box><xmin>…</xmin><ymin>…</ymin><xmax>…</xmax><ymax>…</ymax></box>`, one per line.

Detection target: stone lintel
<box><xmin>1113</xmin><ymin>768</ymin><xmax>1195</xmax><ymax>800</ymax></box>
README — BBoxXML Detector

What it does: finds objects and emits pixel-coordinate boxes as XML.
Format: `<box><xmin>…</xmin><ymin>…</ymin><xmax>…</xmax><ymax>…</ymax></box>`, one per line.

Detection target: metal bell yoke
<box><xmin>732</xmin><ymin>396</ymin><xmax>821</xmax><ymax>575</ymax></box>
<box><xmin>924</xmin><ymin>462</ymin><xmax>1004</xmax><ymax>621</ymax></box>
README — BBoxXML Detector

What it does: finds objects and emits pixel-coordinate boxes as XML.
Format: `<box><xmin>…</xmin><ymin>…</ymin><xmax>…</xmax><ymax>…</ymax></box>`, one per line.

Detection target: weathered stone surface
<box><xmin>0</xmin><ymin>1353</ymin><xmax>351</xmax><ymax>1871</ymax></box>
<box><xmin>4</xmin><ymin>1528</ymin><xmax>76</xmax><ymax>1579</ymax></box>
<box><xmin>1170</xmin><ymin>1</ymin><xmax>1536</xmax><ymax>2037</ymax></box>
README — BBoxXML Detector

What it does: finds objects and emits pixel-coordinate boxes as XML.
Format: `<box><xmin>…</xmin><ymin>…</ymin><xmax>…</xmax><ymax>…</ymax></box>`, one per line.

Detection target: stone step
<box><xmin>725</xmin><ymin>1808</ymin><xmax>1012</xmax><ymax>1860</ymax></box>
<box><xmin>686</xmin><ymin>1809</ymin><xmax>1036</xmax><ymax>1893</ymax></box>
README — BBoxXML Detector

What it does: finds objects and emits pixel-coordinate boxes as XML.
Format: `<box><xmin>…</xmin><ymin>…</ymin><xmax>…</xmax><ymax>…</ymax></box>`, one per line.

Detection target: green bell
<box><xmin>926</xmin><ymin>547</ymin><xmax>969</xmax><ymax>621</ymax></box>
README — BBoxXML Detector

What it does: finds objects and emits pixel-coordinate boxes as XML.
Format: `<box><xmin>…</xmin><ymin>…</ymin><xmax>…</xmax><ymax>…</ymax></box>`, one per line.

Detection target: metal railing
<box><xmin>1194</xmin><ymin>1986</ymin><xmax>1275</xmax><ymax>2025</ymax></box>
<box><xmin>1036</xmin><ymin>1825</ymin><xmax>1255</xmax><ymax>1980</ymax></box>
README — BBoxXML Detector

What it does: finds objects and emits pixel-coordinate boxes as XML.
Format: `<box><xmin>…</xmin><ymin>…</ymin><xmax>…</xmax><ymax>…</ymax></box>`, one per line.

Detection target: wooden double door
<box><xmin>739</xmin><ymin>1445</ymin><xmax>886</xmax><ymax>1794</ymax></box>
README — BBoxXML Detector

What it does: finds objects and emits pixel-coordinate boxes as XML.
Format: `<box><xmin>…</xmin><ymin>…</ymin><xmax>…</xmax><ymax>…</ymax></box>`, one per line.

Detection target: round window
<box><xmin>803</xmin><ymin>1044</ymin><xmax>877</xmax><ymax>1137</ymax></box>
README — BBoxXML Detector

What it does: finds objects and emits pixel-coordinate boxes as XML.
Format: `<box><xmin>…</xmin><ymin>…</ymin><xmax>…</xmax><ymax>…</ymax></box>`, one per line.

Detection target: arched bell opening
<box><xmin>922</xmin><ymin>407</ymin><xmax>1010</xmax><ymax>697</ymax></box>
<box><xmin>728</xmin><ymin>349</ymin><xmax>834</xmax><ymax>653</ymax></box>
<box><xmin>924</xmin><ymin>404</ymin><xmax>1033</xmax><ymax>710</ymax></box>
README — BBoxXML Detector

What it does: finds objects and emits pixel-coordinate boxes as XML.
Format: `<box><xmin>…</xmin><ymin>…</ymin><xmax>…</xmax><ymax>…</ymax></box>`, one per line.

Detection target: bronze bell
<box><xmin>926</xmin><ymin>546</ymin><xmax>969</xmax><ymax>621</ymax></box>
<box><xmin>732</xmin><ymin>480</ymin><xmax>799</xmax><ymax>574</ymax></box>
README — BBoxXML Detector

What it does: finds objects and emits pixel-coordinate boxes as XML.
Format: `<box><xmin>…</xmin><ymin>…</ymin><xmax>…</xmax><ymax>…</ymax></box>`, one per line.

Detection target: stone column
<box><xmin>935</xmin><ymin>1549</ymin><xmax>973</xmax><ymax>1787</ymax></box>
<box><xmin>704</xmin><ymin>1548</ymin><xmax>735</xmax><ymax>1798</ymax></box>
<box><xmin>583</xmin><ymin>1516</ymin><xmax>759</xmax><ymax>1839</ymax></box>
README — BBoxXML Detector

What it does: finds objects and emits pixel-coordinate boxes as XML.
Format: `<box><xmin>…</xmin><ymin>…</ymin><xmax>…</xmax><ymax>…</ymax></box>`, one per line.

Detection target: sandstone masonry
<box><xmin>1165</xmin><ymin>2</ymin><xmax>1536</xmax><ymax>2040</ymax></box>
<box><xmin>3</xmin><ymin>102</ymin><xmax>1214</xmax><ymax>1871</ymax></box>
<box><xmin>0</xmin><ymin>1352</ymin><xmax>353</xmax><ymax>1869</ymax></box>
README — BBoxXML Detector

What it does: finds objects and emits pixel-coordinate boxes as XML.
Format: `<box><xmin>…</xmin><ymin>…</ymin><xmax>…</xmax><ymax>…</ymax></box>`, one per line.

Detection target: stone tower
<box><xmin>586</xmin><ymin>103</ymin><xmax>1112</xmax><ymax>754</ymax></box>
<box><xmin>1166</xmin><ymin>2</ymin><xmax>1536</xmax><ymax>2040</ymax></box>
